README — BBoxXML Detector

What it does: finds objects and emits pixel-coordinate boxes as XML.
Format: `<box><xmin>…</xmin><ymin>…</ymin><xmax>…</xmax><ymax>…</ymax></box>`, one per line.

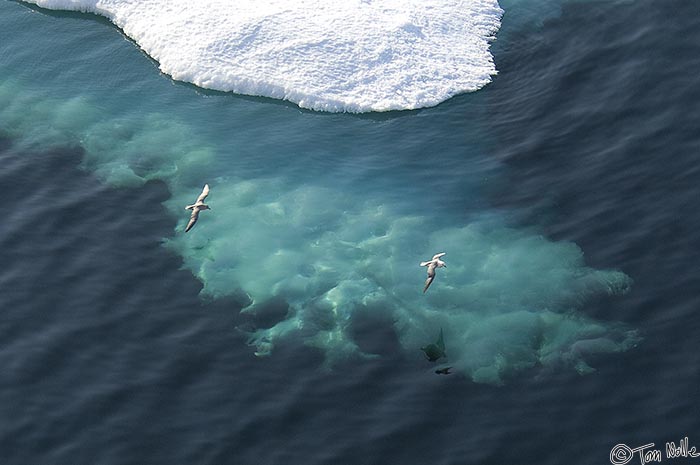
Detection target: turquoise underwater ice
<box><xmin>0</xmin><ymin>0</ymin><xmax>640</xmax><ymax>384</ymax></box>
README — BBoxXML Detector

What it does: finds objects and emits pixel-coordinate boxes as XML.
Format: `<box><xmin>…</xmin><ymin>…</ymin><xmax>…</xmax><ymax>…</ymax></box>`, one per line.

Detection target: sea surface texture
<box><xmin>1</xmin><ymin>0</ymin><xmax>699</xmax><ymax>464</ymax></box>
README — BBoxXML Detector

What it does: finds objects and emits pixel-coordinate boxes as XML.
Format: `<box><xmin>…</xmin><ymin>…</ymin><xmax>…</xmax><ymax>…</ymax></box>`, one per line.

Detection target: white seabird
<box><xmin>184</xmin><ymin>184</ymin><xmax>210</xmax><ymax>232</ymax></box>
<box><xmin>420</xmin><ymin>252</ymin><xmax>446</xmax><ymax>293</ymax></box>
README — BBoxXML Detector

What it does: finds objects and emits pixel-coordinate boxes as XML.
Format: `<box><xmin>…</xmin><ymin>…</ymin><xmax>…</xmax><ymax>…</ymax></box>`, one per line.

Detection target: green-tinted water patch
<box><xmin>0</xmin><ymin>0</ymin><xmax>640</xmax><ymax>384</ymax></box>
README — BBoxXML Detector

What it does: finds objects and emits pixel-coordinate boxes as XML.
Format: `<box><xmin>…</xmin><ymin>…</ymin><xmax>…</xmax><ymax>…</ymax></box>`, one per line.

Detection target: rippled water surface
<box><xmin>1</xmin><ymin>1</ymin><xmax>699</xmax><ymax>464</ymax></box>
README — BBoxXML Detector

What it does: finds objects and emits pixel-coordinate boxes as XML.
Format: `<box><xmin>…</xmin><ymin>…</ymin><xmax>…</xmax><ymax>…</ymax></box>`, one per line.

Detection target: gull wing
<box><xmin>423</xmin><ymin>275</ymin><xmax>435</xmax><ymax>293</ymax></box>
<box><xmin>196</xmin><ymin>184</ymin><xmax>210</xmax><ymax>203</ymax></box>
<box><xmin>432</xmin><ymin>252</ymin><xmax>446</xmax><ymax>260</ymax></box>
<box><xmin>185</xmin><ymin>208</ymin><xmax>200</xmax><ymax>233</ymax></box>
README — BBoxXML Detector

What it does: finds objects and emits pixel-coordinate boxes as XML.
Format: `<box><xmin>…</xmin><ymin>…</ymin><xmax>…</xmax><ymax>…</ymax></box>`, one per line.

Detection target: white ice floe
<box><xmin>22</xmin><ymin>0</ymin><xmax>503</xmax><ymax>112</ymax></box>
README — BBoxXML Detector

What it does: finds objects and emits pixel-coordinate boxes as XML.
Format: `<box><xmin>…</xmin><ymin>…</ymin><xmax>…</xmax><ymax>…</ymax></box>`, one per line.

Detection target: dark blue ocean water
<box><xmin>1</xmin><ymin>1</ymin><xmax>699</xmax><ymax>464</ymax></box>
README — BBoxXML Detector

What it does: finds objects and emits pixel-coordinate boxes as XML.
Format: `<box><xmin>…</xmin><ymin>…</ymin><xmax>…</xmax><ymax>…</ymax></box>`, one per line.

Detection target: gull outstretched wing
<box><xmin>185</xmin><ymin>209</ymin><xmax>200</xmax><ymax>233</ymax></box>
<box><xmin>196</xmin><ymin>184</ymin><xmax>210</xmax><ymax>203</ymax></box>
<box><xmin>423</xmin><ymin>275</ymin><xmax>435</xmax><ymax>293</ymax></box>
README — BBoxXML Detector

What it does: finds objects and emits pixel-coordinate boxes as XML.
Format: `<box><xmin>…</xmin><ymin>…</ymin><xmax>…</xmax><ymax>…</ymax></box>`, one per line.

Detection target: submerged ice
<box><xmin>22</xmin><ymin>0</ymin><xmax>502</xmax><ymax>112</ymax></box>
<box><xmin>0</xmin><ymin>70</ymin><xmax>639</xmax><ymax>384</ymax></box>
<box><xmin>163</xmin><ymin>181</ymin><xmax>638</xmax><ymax>383</ymax></box>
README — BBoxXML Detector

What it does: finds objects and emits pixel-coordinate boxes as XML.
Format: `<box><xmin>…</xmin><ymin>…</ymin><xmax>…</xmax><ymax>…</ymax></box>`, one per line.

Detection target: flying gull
<box><xmin>184</xmin><ymin>184</ymin><xmax>210</xmax><ymax>232</ymax></box>
<box><xmin>420</xmin><ymin>252</ymin><xmax>446</xmax><ymax>293</ymax></box>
